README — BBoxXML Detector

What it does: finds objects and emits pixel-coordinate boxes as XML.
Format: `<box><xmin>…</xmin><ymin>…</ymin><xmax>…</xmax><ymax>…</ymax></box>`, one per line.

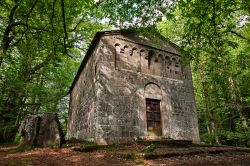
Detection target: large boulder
<box><xmin>19</xmin><ymin>115</ymin><xmax>40</xmax><ymax>146</ymax></box>
<box><xmin>19</xmin><ymin>113</ymin><xmax>65</xmax><ymax>147</ymax></box>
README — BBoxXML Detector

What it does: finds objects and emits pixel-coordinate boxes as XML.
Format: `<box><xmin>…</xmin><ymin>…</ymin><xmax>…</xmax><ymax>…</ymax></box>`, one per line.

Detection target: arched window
<box><xmin>115</xmin><ymin>43</ymin><xmax>121</xmax><ymax>53</ymax></box>
<box><xmin>129</xmin><ymin>47</ymin><xmax>137</xmax><ymax>56</ymax></box>
<box><xmin>148</xmin><ymin>50</ymin><xmax>154</xmax><ymax>68</ymax></box>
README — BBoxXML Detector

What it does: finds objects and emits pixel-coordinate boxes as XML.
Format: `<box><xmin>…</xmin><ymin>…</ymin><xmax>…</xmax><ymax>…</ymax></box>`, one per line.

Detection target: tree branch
<box><xmin>0</xmin><ymin>1</ymin><xmax>20</xmax><ymax>65</ymax></box>
<box><xmin>23</xmin><ymin>0</ymin><xmax>39</xmax><ymax>36</ymax></box>
<box><xmin>63</xmin><ymin>37</ymin><xmax>74</xmax><ymax>59</ymax></box>
<box><xmin>50</xmin><ymin>0</ymin><xmax>57</xmax><ymax>55</ymax></box>
<box><xmin>8</xmin><ymin>24</ymin><xmax>51</xmax><ymax>49</ymax></box>
<box><xmin>24</xmin><ymin>55</ymin><xmax>52</xmax><ymax>82</ymax></box>
<box><xmin>51</xmin><ymin>0</ymin><xmax>57</xmax><ymax>31</ymax></box>
<box><xmin>60</xmin><ymin>0</ymin><xmax>74</xmax><ymax>59</ymax></box>
<box><xmin>229</xmin><ymin>30</ymin><xmax>250</xmax><ymax>43</ymax></box>
<box><xmin>69</xmin><ymin>18</ymin><xmax>85</xmax><ymax>32</ymax></box>
<box><xmin>25</xmin><ymin>0</ymin><xmax>39</xmax><ymax>17</ymax></box>
<box><xmin>0</xmin><ymin>0</ymin><xmax>39</xmax><ymax>66</ymax></box>
<box><xmin>61</xmin><ymin>0</ymin><xmax>68</xmax><ymax>40</ymax></box>
<box><xmin>1</xmin><ymin>1</ymin><xmax>19</xmax><ymax>52</ymax></box>
<box><xmin>212</xmin><ymin>0</ymin><xmax>217</xmax><ymax>35</ymax></box>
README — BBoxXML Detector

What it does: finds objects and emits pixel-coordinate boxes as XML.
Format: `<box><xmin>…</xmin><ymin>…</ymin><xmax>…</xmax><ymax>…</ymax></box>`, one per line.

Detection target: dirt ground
<box><xmin>0</xmin><ymin>145</ymin><xmax>134</xmax><ymax>166</ymax></box>
<box><xmin>0</xmin><ymin>144</ymin><xmax>250</xmax><ymax>166</ymax></box>
<box><xmin>145</xmin><ymin>154</ymin><xmax>250</xmax><ymax>166</ymax></box>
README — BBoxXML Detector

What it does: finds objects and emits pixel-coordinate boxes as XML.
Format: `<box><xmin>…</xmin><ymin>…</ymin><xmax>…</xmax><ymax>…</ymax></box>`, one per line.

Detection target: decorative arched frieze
<box><xmin>123</xmin><ymin>45</ymin><xmax>129</xmax><ymax>54</ymax></box>
<box><xmin>114</xmin><ymin>42</ymin><xmax>140</xmax><ymax>72</ymax></box>
<box><xmin>157</xmin><ymin>54</ymin><xmax>164</xmax><ymax>75</ymax></box>
<box><xmin>129</xmin><ymin>47</ymin><xmax>137</xmax><ymax>56</ymax></box>
<box><xmin>170</xmin><ymin>56</ymin><xmax>181</xmax><ymax>78</ymax></box>
<box><xmin>148</xmin><ymin>50</ymin><xmax>155</xmax><ymax>68</ymax></box>
<box><xmin>115</xmin><ymin>43</ymin><xmax>121</xmax><ymax>53</ymax></box>
<box><xmin>165</xmin><ymin>55</ymin><xmax>172</xmax><ymax>77</ymax></box>
<box><xmin>172</xmin><ymin>57</ymin><xmax>177</xmax><ymax>65</ymax></box>
<box><xmin>140</xmin><ymin>49</ymin><xmax>149</xmax><ymax>74</ymax></box>
<box><xmin>114</xmin><ymin>41</ymin><xmax>182</xmax><ymax>79</ymax></box>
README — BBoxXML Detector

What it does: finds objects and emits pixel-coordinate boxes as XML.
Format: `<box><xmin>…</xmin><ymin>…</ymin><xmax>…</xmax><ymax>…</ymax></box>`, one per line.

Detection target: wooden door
<box><xmin>146</xmin><ymin>99</ymin><xmax>162</xmax><ymax>137</ymax></box>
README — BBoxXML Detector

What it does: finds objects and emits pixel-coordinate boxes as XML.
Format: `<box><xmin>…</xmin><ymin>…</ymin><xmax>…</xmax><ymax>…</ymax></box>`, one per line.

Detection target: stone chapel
<box><xmin>67</xmin><ymin>29</ymin><xmax>200</xmax><ymax>144</ymax></box>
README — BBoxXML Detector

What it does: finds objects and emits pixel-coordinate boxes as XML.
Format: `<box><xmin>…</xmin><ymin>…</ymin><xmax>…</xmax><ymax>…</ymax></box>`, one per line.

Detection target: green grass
<box><xmin>72</xmin><ymin>141</ymin><xmax>130</xmax><ymax>152</ymax></box>
<box><xmin>8</xmin><ymin>146</ymin><xmax>33</xmax><ymax>153</ymax></box>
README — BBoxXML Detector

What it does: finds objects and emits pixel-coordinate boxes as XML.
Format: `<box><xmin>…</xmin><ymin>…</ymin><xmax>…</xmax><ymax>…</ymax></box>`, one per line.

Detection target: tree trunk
<box><xmin>198</xmin><ymin>63</ymin><xmax>221</xmax><ymax>144</ymax></box>
<box><xmin>229</xmin><ymin>77</ymin><xmax>248</xmax><ymax>129</ymax></box>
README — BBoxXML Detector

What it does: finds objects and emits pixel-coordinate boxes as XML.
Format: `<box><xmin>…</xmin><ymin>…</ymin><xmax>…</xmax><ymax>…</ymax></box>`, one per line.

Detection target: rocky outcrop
<box><xmin>19</xmin><ymin>113</ymin><xmax>65</xmax><ymax>147</ymax></box>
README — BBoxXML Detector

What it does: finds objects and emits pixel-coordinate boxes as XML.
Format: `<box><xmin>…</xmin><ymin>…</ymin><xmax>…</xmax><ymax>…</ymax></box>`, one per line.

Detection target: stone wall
<box><xmin>68</xmin><ymin>33</ymin><xmax>200</xmax><ymax>144</ymax></box>
<box><xmin>67</xmin><ymin>45</ymin><xmax>99</xmax><ymax>141</ymax></box>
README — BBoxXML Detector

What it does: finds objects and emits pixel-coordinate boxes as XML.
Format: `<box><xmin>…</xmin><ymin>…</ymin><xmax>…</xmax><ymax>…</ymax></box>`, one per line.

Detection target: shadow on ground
<box><xmin>1</xmin><ymin>141</ymin><xmax>250</xmax><ymax>166</ymax></box>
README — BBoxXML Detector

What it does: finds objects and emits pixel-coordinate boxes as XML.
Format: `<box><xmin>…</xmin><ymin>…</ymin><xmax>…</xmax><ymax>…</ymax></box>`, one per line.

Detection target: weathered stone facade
<box><xmin>67</xmin><ymin>30</ymin><xmax>200</xmax><ymax>144</ymax></box>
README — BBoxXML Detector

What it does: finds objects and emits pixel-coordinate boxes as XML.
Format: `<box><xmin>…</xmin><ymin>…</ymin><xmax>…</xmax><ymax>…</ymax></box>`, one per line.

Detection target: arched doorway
<box><xmin>144</xmin><ymin>83</ymin><xmax>162</xmax><ymax>137</ymax></box>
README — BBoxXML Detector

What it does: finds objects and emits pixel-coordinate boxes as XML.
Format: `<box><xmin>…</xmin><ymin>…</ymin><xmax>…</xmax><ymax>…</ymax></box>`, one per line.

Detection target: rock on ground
<box><xmin>19</xmin><ymin>113</ymin><xmax>64</xmax><ymax>147</ymax></box>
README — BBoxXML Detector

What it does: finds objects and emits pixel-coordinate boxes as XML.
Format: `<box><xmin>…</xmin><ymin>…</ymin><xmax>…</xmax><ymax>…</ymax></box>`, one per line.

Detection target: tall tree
<box><xmin>0</xmin><ymin>0</ymin><xmax>105</xmax><ymax>142</ymax></box>
<box><xmin>157</xmin><ymin>0</ymin><xmax>250</xmax><ymax>145</ymax></box>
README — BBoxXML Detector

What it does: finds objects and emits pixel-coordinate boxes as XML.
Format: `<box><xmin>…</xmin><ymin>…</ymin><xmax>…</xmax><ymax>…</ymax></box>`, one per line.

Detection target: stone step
<box><xmin>137</xmin><ymin>139</ymin><xmax>192</xmax><ymax>146</ymax></box>
<box><xmin>141</xmin><ymin>147</ymin><xmax>250</xmax><ymax>159</ymax></box>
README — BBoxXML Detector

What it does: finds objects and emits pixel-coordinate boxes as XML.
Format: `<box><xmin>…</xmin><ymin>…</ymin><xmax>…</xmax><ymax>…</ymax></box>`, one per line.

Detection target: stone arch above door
<box><xmin>144</xmin><ymin>83</ymin><xmax>162</xmax><ymax>100</ymax></box>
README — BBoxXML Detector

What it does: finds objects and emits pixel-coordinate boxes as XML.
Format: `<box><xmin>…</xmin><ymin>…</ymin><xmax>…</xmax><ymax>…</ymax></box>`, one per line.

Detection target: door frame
<box><xmin>145</xmin><ymin>98</ymin><xmax>163</xmax><ymax>137</ymax></box>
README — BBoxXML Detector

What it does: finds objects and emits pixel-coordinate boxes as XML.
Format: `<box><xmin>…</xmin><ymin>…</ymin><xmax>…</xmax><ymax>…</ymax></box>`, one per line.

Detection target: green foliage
<box><xmin>157</xmin><ymin>0</ymin><xmax>250</xmax><ymax>146</ymax></box>
<box><xmin>98</xmin><ymin>0</ymin><xmax>178</xmax><ymax>28</ymax></box>
<box><xmin>13</xmin><ymin>132</ymin><xmax>21</xmax><ymax>144</ymax></box>
<box><xmin>0</xmin><ymin>123</ymin><xmax>18</xmax><ymax>143</ymax></box>
<box><xmin>200</xmin><ymin>133</ymin><xmax>217</xmax><ymax>145</ymax></box>
<box><xmin>74</xmin><ymin>143</ymin><xmax>100</xmax><ymax>152</ymax></box>
<box><xmin>220</xmin><ymin>131</ymin><xmax>250</xmax><ymax>147</ymax></box>
<box><xmin>0</xmin><ymin>0</ymin><xmax>107</xmax><ymax>142</ymax></box>
<box><xmin>7</xmin><ymin>146</ymin><xmax>33</xmax><ymax>154</ymax></box>
<box><xmin>117</xmin><ymin>152</ymin><xmax>137</xmax><ymax>160</ymax></box>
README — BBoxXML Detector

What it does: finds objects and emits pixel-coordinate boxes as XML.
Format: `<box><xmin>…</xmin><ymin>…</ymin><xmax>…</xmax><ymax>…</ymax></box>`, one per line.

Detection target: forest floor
<box><xmin>0</xmin><ymin>142</ymin><xmax>250</xmax><ymax>166</ymax></box>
